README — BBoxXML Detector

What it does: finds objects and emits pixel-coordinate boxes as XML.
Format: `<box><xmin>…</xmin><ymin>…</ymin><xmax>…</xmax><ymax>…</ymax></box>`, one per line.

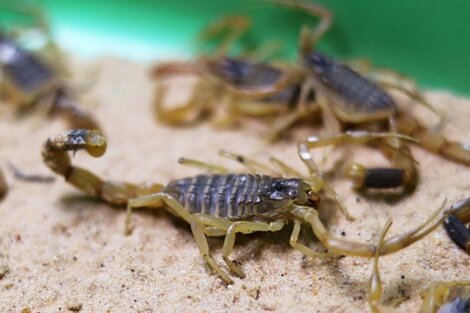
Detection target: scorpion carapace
<box><xmin>42</xmin><ymin>129</ymin><xmax>455</xmax><ymax>284</ymax></box>
<box><xmin>0</xmin><ymin>33</ymin><xmax>101</xmax><ymax>131</ymax></box>
<box><xmin>368</xmin><ymin>220</ymin><xmax>470</xmax><ymax>313</ymax></box>
<box><xmin>273</xmin><ymin>0</ymin><xmax>470</xmax><ymax>192</ymax></box>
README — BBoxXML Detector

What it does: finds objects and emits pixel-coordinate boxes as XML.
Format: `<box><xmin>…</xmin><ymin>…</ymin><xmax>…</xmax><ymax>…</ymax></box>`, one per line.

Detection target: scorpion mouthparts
<box><xmin>308</xmin><ymin>191</ymin><xmax>321</xmax><ymax>207</ymax></box>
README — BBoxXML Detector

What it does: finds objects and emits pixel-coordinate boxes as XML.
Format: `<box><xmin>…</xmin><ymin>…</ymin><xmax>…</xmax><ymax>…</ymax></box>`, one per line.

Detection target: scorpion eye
<box><xmin>275</xmin><ymin>184</ymin><xmax>283</xmax><ymax>191</ymax></box>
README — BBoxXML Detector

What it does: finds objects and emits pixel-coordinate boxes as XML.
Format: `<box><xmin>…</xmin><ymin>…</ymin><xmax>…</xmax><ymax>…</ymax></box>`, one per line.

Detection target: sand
<box><xmin>0</xmin><ymin>57</ymin><xmax>469</xmax><ymax>313</ymax></box>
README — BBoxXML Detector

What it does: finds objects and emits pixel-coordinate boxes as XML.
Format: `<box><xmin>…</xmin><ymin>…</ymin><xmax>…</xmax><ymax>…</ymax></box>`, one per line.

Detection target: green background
<box><xmin>2</xmin><ymin>0</ymin><xmax>469</xmax><ymax>94</ymax></box>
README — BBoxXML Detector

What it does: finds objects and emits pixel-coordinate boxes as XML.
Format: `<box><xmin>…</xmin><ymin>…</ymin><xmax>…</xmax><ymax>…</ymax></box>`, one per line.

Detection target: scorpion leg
<box><xmin>290</xmin><ymin>219</ymin><xmax>329</xmax><ymax>258</ymax></box>
<box><xmin>269</xmin><ymin>157</ymin><xmax>303</xmax><ymax>178</ymax></box>
<box><xmin>291</xmin><ymin>200</ymin><xmax>445</xmax><ymax>257</ymax></box>
<box><xmin>191</xmin><ymin>214</ymin><xmax>234</xmax><ymax>284</ymax></box>
<box><xmin>266</xmin><ymin>80</ymin><xmax>321</xmax><ymax>142</ymax></box>
<box><xmin>265</xmin><ymin>105</ymin><xmax>319</xmax><ymax>142</ymax></box>
<box><xmin>222</xmin><ymin>220</ymin><xmax>285</xmax><ymax>277</ymax></box>
<box><xmin>301</xmin><ymin>131</ymin><xmax>418</xmax><ymax>190</ymax></box>
<box><xmin>204</xmin><ymin>227</ymin><xmax>227</xmax><ymax>237</ymax></box>
<box><xmin>367</xmin><ymin>219</ymin><xmax>393</xmax><ymax>313</ymax></box>
<box><xmin>240</xmin><ymin>40</ymin><xmax>283</xmax><ymax>61</ymax></box>
<box><xmin>271</xmin><ymin>0</ymin><xmax>332</xmax><ymax>53</ymax></box>
<box><xmin>188</xmin><ymin>214</ymin><xmax>231</xmax><ymax>233</ymax></box>
<box><xmin>197</xmin><ymin>15</ymin><xmax>250</xmax><ymax>55</ymax></box>
<box><xmin>228</xmin><ymin>98</ymin><xmax>287</xmax><ymax>116</ymax></box>
<box><xmin>395</xmin><ymin>112</ymin><xmax>470</xmax><ymax>165</ymax></box>
<box><xmin>379</xmin><ymin>81</ymin><xmax>443</xmax><ymax>123</ymax></box>
<box><xmin>298</xmin><ymin>141</ymin><xmax>355</xmax><ymax>221</ymax></box>
<box><xmin>208</xmin><ymin>93</ymin><xmax>245</xmax><ymax>129</ymax></box>
<box><xmin>178</xmin><ymin>157</ymin><xmax>229</xmax><ymax>174</ymax></box>
<box><xmin>316</xmin><ymin>96</ymin><xmax>342</xmax><ymax>134</ymax></box>
<box><xmin>126</xmin><ymin>193</ymin><xmax>232</xmax><ymax>283</ymax></box>
<box><xmin>199</xmin><ymin>15</ymin><xmax>281</xmax><ymax>61</ymax></box>
<box><xmin>179</xmin><ymin>152</ymin><xmax>280</xmax><ymax>177</ymax></box>
<box><xmin>218</xmin><ymin>150</ymin><xmax>278</xmax><ymax>175</ymax></box>
<box><xmin>125</xmin><ymin>192</ymin><xmax>192</xmax><ymax>235</ymax></box>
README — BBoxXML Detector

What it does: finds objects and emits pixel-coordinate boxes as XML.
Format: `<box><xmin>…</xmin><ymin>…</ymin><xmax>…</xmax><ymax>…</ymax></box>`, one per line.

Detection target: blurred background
<box><xmin>1</xmin><ymin>0</ymin><xmax>469</xmax><ymax>94</ymax></box>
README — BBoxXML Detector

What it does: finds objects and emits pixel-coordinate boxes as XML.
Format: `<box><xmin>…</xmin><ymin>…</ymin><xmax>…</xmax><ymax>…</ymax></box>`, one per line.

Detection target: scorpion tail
<box><xmin>395</xmin><ymin>113</ymin><xmax>470</xmax><ymax>165</ymax></box>
<box><xmin>42</xmin><ymin>129</ymin><xmax>163</xmax><ymax>205</ymax></box>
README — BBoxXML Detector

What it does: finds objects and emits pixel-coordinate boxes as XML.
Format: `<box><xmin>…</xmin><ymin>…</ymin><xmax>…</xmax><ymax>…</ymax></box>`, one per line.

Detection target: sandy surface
<box><xmin>0</xmin><ymin>57</ymin><xmax>469</xmax><ymax>313</ymax></box>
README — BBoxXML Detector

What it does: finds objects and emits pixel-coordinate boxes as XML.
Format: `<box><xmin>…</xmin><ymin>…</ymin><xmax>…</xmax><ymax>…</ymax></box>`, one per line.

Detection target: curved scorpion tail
<box><xmin>42</xmin><ymin>129</ymin><xmax>163</xmax><ymax>205</ymax></box>
<box><xmin>395</xmin><ymin>113</ymin><xmax>470</xmax><ymax>165</ymax></box>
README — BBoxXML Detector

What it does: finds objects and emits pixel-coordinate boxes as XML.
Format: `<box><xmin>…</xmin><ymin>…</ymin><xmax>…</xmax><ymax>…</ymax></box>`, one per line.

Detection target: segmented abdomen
<box><xmin>0</xmin><ymin>36</ymin><xmax>54</xmax><ymax>92</ymax></box>
<box><xmin>304</xmin><ymin>52</ymin><xmax>396</xmax><ymax>114</ymax></box>
<box><xmin>164</xmin><ymin>174</ymin><xmax>270</xmax><ymax>219</ymax></box>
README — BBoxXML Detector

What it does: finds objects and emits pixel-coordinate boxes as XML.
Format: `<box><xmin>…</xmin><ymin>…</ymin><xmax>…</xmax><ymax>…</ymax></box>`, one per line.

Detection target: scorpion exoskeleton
<box><xmin>42</xmin><ymin>129</ymin><xmax>455</xmax><ymax>284</ymax></box>
<box><xmin>444</xmin><ymin>197</ymin><xmax>470</xmax><ymax>255</ymax></box>
<box><xmin>151</xmin><ymin>13</ymin><xmax>318</xmax><ymax>131</ymax></box>
<box><xmin>0</xmin><ymin>6</ymin><xmax>101</xmax><ymax>131</ymax></box>
<box><xmin>368</xmin><ymin>219</ymin><xmax>470</xmax><ymax>313</ymax></box>
<box><xmin>270</xmin><ymin>0</ymin><xmax>470</xmax><ymax>192</ymax></box>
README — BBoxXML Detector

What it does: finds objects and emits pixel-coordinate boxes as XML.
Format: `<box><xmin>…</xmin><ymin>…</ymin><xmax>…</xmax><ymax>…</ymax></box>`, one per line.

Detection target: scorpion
<box><xmin>443</xmin><ymin>197</ymin><xmax>470</xmax><ymax>255</ymax></box>
<box><xmin>0</xmin><ymin>6</ymin><xmax>101</xmax><ymax>131</ymax></box>
<box><xmin>151</xmin><ymin>13</ymin><xmax>318</xmax><ymax>130</ymax></box>
<box><xmin>41</xmin><ymin>129</ymin><xmax>459</xmax><ymax>284</ymax></box>
<box><xmin>261</xmin><ymin>0</ymin><xmax>470</xmax><ymax>192</ymax></box>
<box><xmin>368</xmin><ymin>219</ymin><xmax>470</xmax><ymax>313</ymax></box>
